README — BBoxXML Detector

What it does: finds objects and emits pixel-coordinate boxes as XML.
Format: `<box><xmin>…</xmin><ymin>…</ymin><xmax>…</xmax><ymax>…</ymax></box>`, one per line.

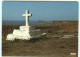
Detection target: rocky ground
<box><xmin>2</xmin><ymin>21</ymin><xmax>78</xmax><ymax>57</ymax></box>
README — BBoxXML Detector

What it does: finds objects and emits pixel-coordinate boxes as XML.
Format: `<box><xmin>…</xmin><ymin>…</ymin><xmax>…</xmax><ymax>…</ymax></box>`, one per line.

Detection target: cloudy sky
<box><xmin>2</xmin><ymin>2</ymin><xmax>78</xmax><ymax>21</ymax></box>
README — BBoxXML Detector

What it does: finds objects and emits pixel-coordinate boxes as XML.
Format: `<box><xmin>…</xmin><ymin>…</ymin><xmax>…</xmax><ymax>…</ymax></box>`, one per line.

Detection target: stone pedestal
<box><xmin>6</xmin><ymin>26</ymin><xmax>46</xmax><ymax>41</ymax></box>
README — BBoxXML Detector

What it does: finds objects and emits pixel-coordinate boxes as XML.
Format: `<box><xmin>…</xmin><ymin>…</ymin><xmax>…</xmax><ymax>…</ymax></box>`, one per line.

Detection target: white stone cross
<box><xmin>22</xmin><ymin>10</ymin><xmax>32</xmax><ymax>26</ymax></box>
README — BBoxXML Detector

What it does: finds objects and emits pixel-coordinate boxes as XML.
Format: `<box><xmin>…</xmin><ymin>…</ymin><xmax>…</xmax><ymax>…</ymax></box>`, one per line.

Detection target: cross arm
<box><xmin>22</xmin><ymin>14</ymin><xmax>26</xmax><ymax>16</ymax></box>
<box><xmin>27</xmin><ymin>14</ymin><xmax>32</xmax><ymax>16</ymax></box>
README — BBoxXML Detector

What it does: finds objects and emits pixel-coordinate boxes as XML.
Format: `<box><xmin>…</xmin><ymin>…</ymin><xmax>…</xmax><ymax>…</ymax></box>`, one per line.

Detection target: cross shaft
<box><xmin>22</xmin><ymin>10</ymin><xmax>32</xmax><ymax>26</ymax></box>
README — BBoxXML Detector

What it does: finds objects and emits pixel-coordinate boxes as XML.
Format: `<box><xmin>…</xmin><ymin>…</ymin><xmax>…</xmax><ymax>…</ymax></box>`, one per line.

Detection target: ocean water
<box><xmin>2</xmin><ymin>20</ymin><xmax>51</xmax><ymax>25</ymax></box>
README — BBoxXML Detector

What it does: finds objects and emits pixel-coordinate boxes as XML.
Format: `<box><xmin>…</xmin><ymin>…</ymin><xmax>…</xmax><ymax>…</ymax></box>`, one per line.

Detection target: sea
<box><xmin>2</xmin><ymin>20</ymin><xmax>51</xmax><ymax>25</ymax></box>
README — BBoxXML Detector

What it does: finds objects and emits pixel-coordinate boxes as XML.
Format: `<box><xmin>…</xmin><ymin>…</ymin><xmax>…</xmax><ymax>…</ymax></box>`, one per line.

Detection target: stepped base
<box><xmin>6</xmin><ymin>26</ymin><xmax>46</xmax><ymax>41</ymax></box>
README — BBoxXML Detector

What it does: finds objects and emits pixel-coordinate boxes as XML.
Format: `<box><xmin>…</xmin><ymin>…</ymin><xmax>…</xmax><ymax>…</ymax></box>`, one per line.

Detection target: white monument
<box><xmin>6</xmin><ymin>10</ymin><xmax>46</xmax><ymax>41</ymax></box>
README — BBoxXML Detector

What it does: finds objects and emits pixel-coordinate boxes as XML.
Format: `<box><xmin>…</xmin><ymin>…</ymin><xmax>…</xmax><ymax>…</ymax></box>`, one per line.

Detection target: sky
<box><xmin>2</xmin><ymin>2</ymin><xmax>78</xmax><ymax>21</ymax></box>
